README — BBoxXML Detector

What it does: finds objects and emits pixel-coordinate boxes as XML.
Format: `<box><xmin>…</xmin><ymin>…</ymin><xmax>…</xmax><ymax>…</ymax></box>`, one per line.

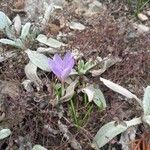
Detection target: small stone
<box><xmin>146</xmin><ymin>11</ymin><xmax>150</xmax><ymax>16</ymax></box>
<box><xmin>84</xmin><ymin>0</ymin><xmax>105</xmax><ymax>16</ymax></box>
<box><xmin>88</xmin><ymin>0</ymin><xmax>103</xmax><ymax>11</ymax></box>
<box><xmin>137</xmin><ymin>13</ymin><xmax>148</xmax><ymax>21</ymax></box>
<box><xmin>137</xmin><ymin>24</ymin><xmax>149</xmax><ymax>33</ymax></box>
<box><xmin>68</xmin><ymin>21</ymin><xmax>85</xmax><ymax>30</ymax></box>
<box><xmin>133</xmin><ymin>23</ymin><xmax>150</xmax><ymax>33</ymax></box>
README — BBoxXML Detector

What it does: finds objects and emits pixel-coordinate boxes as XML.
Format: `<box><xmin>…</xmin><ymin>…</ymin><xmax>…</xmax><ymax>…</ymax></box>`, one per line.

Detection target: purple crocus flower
<box><xmin>48</xmin><ymin>52</ymin><xmax>75</xmax><ymax>82</ymax></box>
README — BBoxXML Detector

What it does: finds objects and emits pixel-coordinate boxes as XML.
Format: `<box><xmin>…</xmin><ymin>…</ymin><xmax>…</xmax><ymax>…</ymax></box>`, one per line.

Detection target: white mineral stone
<box><xmin>138</xmin><ymin>13</ymin><xmax>148</xmax><ymax>21</ymax></box>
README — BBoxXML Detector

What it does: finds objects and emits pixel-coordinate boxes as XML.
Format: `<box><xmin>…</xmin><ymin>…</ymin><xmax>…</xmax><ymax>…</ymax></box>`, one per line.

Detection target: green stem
<box><xmin>70</xmin><ymin>98</ymin><xmax>78</xmax><ymax>125</ymax></box>
<box><xmin>61</xmin><ymin>82</ymin><xmax>65</xmax><ymax>97</ymax></box>
<box><xmin>82</xmin><ymin>104</ymin><xmax>93</xmax><ymax>125</ymax></box>
<box><xmin>84</xmin><ymin>93</ymin><xmax>88</xmax><ymax>105</ymax></box>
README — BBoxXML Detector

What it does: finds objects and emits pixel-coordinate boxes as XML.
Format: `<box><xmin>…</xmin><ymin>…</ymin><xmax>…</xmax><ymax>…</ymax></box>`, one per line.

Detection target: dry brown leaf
<box><xmin>0</xmin><ymin>80</ymin><xmax>20</xmax><ymax>99</ymax></box>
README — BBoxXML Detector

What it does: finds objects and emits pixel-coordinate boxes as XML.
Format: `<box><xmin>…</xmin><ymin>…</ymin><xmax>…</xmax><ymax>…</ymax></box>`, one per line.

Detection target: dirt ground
<box><xmin>0</xmin><ymin>0</ymin><xmax>150</xmax><ymax>150</ymax></box>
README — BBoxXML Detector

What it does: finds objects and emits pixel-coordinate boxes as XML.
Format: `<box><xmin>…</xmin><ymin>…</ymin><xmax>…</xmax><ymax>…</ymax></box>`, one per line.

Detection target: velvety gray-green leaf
<box><xmin>32</xmin><ymin>145</ymin><xmax>47</xmax><ymax>150</ymax></box>
<box><xmin>93</xmin><ymin>121</ymin><xmax>127</xmax><ymax>149</ymax></box>
<box><xmin>0</xmin><ymin>11</ymin><xmax>11</xmax><ymax>31</ymax></box>
<box><xmin>37</xmin><ymin>47</ymin><xmax>58</xmax><ymax>54</ymax></box>
<box><xmin>93</xmin><ymin>89</ymin><xmax>106</xmax><ymax>109</ymax></box>
<box><xmin>82</xmin><ymin>85</ymin><xmax>106</xmax><ymax>109</ymax></box>
<box><xmin>143</xmin><ymin>86</ymin><xmax>150</xmax><ymax>115</ymax></box>
<box><xmin>5</xmin><ymin>26</ymin><xmax>16</xmax><ymax>39</ymax></box>
<box><xmin>93</xmin><ymin>117</ymin><xmax>142</xmax><ymax>149</ymax></box>
<box><xmin>36</xmin><ymin>34</ymin><xmax>65</xmax><ymax>48</ymax></box>
<box><xmin>142</xmin><ymin>115</ymin><xmax>150</xmax><ymax>126</ymax></box>
<box><xmin>20</xmin><ymin>22</ymin><xmax>31</xmax><ymax>40</ymax></box>
<box><xmin>26</xmin><ymin>49</ymin><xmax>51</xmax><ymax>72</ymax></box>
<box><xmin>0</xmin><ymin>38</ymin><xmax>24</xmax><ymax>49</ymax></box>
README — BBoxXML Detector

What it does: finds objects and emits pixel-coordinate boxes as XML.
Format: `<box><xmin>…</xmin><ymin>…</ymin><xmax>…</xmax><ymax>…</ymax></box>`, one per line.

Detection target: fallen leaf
<box><xmin>91</xmin><ymin>55</ymin><xmax>121</xmax><ymax>76</ymax></box>
<box><xmin>0</xmin><ymin>80</ymin><xmax>20</xmax><ymax>99</ymax></box>
<box><xmin>60</xmin><ymin>79</ymin><xmax>78</xmax><ymax>103</ymax></box>
<box><xmin>119</xmin><ymin>127</ymin><xmax>137</xmax><ymax>150</ymax></box>
<box><xmin>24</xmin><ymin>61</ymin><xmax>42</xmax><ymax>87</ymax></box>
<box><xmin>22</xmin><ymin>79</ymin><xmax>34</xmax><ymax>92</ymax></box>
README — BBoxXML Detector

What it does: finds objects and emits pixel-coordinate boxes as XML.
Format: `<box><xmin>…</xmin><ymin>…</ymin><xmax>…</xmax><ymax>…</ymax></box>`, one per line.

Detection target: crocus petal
<box><xmin>63</xmin><ymin>52</ymin><xmax>74</xmax><ymax>69</ymax></box>
<box><xmin>51</xmin><ymin>65</ymin><xmax>62</xmax><ymax>79</ymax></box>
<box><xmin>53</xmin><ymin>54</ymin><xmax>63</xmax><ymax>66</ymax></box>
<box><xmin>48</xmin><ymin>52</ymin><xmax>75</xmax><ymax>82</ymax></box>
<box><xmin>61</xmin><ymin>67</ymin><xmax>72</xmax><ymax>81</ymax></box>
<box><xmin>48</xmin><ymin>59</ymin><xmax>61</xmax><ymax>78</ymax></box>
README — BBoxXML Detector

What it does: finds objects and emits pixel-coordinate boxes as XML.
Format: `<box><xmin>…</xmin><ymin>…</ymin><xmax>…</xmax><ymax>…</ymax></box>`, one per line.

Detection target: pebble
<box><xmin>84</xmin><ymin>0</ymin><xmax>105</xmax><ymax>16</ymax></box>
<box><xmin>88</xmin><ymin>0</ymin><xmax>103</xmax><ymax>11</ymax></box>
<box><xmin>68</xmin><ymin>21</ymin><xmax>85</xmax><ymax>30</ymax></box>
<box><xmin>137</xmin><ymin>13</ymin><xmax>148</xmax><ymax>21</ymax></box>
<box><xmin>146</xmin><ymin>11</ymin><xmax>150</xmax><ymax>16</ymax></box>
<box><xmin>133</xmin><ymin>23</ymin><xmax>150</xmax><ymax>33</ymax></box>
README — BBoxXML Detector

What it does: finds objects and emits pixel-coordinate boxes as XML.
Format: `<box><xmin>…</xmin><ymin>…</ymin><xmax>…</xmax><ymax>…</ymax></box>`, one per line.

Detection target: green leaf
<box><xmin>32</xmin><ymin>145</ymin><xmax>47</xmax><ymax>150</ymax></box>
<box><xmin>78</xmin><ymin>59</ymin><xmax>96</xmax><ymax>74</ymax></box>
<box><xmin>0</xmin><ymin>128</ymin><xmax>11</xmax><ymax>140</ymax></box>
<box><xmin>20</xmin><ymin>22</ymin><xmax>31</xmax><ymax>40</ymax></box>
<box><xmin>26</xmin><ymin>49</ymin><xmax>51</xmax><ymax>72</ymax></box>
<box><xmin>78</xmin><ymin>60</ymin><xmax>85</xmax><ymax>73</ymax></box>
<box><xmin>0</xmin><ymin>11</ymin><xmax>11</xmax><ymax>31</ymax></box>
<box><xmin>143</xmin><ymin>86</ymin><xmax>150</xmax><ymax>115</ymax></box>
<box><xmin>36</xmin><ymin>34</ymin><xmax>65</xmax><ymax>48</ymax></box>
<box><xmin>84</xmin><ymin>61</ymin><xmax>96</xmax><ymax>71</ymax></box>
<box><xmin>93</xmin><ymin>121</ymin><xmax>127</xmax><ymax>149</ymax></box>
